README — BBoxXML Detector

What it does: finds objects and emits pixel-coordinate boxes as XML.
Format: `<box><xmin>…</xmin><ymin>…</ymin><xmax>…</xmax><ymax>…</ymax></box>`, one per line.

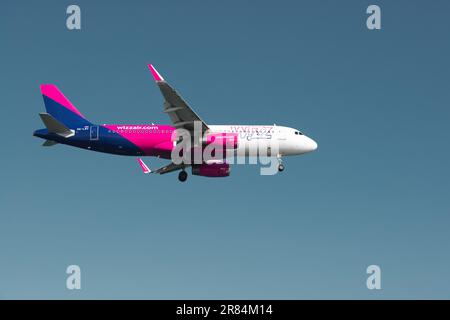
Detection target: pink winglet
<box><xmin>137</xmin><ymin>158</ymin><xmax>151</xmax><ymax>174</ymax></box>
<box><xmin>40</xmin><ymin>84</ymin><xmax>85</xmax><ymax>119</ymax></box>
<box><xmin>148</xmin><ymin>64</ymin><xmax>164</xmax><ymax>82</ymax></box>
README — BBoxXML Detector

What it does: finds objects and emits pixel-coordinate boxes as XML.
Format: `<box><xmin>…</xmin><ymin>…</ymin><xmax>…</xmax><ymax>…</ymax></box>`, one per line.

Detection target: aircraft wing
<box><xmin>148</xmin><ymin>64</ymin><xmax>209</xmax><ymax>132</ymax></box>
<box><xmin>137</xmin><ymin>158</ymin><xmax>188</xmax><ymax>175</ymax></box>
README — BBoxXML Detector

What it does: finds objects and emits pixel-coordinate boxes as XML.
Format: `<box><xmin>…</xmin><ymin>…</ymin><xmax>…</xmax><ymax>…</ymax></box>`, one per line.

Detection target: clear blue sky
<box><xmin>1</xmin><ymin>0</ymin><xmax>449</xmax><ymax>299</ymax></box>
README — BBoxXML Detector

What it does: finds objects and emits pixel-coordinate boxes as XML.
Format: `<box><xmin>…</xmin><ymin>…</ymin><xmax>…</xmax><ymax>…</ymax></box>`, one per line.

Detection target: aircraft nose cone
<box><xmin>304</xmin><ymin>136</ymin><xmax>318</xmax><ymax>153</ymax></box>
<box><xmin>309</xmin><ymin>138</ymin><xmax>318</xmax><ymax>151</ymax></box>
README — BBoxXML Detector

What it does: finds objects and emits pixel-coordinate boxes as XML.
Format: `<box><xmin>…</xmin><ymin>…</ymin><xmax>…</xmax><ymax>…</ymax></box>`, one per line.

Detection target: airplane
<box><xmin>33</xmin><ymin>64</ymin><xmax>318</xmax><ymax>182</ymax></box>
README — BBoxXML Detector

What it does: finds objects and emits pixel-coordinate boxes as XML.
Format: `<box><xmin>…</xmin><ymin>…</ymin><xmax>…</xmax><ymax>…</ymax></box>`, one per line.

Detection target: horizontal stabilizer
<box><xmin>39</xmin><ymin>113</ymin><xmax>75</xmax><ymax>138</ymax></box>
<box><xmin>42</xmin><ymin>140</ymin><xmax>58</xmax><ymax>147</ymax></box>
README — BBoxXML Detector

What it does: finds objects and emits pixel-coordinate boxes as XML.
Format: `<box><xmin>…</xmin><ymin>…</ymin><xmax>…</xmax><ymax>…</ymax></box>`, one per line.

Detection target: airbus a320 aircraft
<box><xmin>34</xmin><ymin>64</ymin><xmax>317</xmax><ymax>182</ymax></box>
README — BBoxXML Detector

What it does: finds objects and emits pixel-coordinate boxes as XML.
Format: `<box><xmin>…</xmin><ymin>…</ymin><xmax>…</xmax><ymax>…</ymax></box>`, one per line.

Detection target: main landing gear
<box><xmin>277</xmin><ymin>156</ymin><xmax>285</xmax><ymax>172</ymax></box>
<box><xmin>178</xmin><ymin>170</ymin><xmax>188</xmax><ymax>182</ymax></box>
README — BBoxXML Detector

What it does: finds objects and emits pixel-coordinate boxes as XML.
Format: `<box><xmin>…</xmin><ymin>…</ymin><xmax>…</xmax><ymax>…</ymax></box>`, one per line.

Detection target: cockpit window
<box><xmin>295</xmin><ymin>131</ymin><xmax>303</xmax><ymax>135</ymax></box>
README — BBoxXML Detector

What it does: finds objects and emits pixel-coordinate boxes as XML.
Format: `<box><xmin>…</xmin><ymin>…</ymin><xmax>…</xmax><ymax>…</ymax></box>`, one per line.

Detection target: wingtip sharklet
<box><xmin>137</xmin><ymin>158</ymin><xmax>151</xmax><ymax>174</ymax></box>
<box><xmin>148</xmin><ymin>64</ymin><xmax>164</xmax><ymax>82</ymax></box>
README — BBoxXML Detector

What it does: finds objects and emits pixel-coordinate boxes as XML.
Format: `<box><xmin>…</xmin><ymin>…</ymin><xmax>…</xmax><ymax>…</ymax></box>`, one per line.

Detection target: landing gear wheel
<box><xmin>178</xmin><ymin>170</ymin><xmax>188</xmax><ymax>182</ymax></box>
<box><xmin>278</xmin><ymin>163</ymin><xmax>285</xmax><ymax>172</ymax></box>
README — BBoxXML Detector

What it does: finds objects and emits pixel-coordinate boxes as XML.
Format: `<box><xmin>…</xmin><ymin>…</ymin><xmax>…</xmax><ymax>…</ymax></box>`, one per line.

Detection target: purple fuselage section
<box><xmin>34</xmin><ymin>123</ymin><xmax>176</xmax><ymax>158</ymax></box>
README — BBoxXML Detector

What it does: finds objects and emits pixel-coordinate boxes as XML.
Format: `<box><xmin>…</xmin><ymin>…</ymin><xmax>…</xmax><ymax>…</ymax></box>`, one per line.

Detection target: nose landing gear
<box><xmin>178</xmin><ymin>170</ymin><xmax>188</xmax><ymax>182</ymax></box>
<box><xmin>277</xmin><ymin>155</ymin><xmax>285</xmax><ymax>172</ymax></box>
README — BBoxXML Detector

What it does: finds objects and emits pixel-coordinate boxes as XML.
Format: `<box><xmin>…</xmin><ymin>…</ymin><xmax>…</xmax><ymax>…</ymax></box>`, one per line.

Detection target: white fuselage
<box><xmin>209</xmin><ymin>125</ymin><xmax>318</xmax><ymax>157</ymax></box>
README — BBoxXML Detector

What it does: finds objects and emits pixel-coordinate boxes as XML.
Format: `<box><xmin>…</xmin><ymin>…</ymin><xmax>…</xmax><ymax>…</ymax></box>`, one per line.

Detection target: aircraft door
<box><xmin>90</xmin><ymin>126</ymin><xmax>99</xmax><ymax>141</ymax></box>
<box><xmin>277</xmin><ymin>128</ymin><xmax>286</xmax><ymax>141</ymax></box>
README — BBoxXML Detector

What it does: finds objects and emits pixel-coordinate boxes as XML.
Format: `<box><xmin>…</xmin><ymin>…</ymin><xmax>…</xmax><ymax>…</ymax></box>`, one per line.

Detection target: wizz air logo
<box><xmin>230</xmin><ymin>126</ymin><xmax>273</xmax><ymax>141</ymax></box>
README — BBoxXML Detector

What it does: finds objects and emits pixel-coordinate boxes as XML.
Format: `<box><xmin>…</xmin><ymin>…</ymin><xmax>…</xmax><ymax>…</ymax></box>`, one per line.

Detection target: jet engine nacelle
<box><xmin>203</xmin><ymin>133</ymin><xmax>238</xmax><ymax>149</ymax></box>
<box><xmin>191</xmin><ymin>163</ymin><xmax>231</xmax><ymax>177</ymax></box>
